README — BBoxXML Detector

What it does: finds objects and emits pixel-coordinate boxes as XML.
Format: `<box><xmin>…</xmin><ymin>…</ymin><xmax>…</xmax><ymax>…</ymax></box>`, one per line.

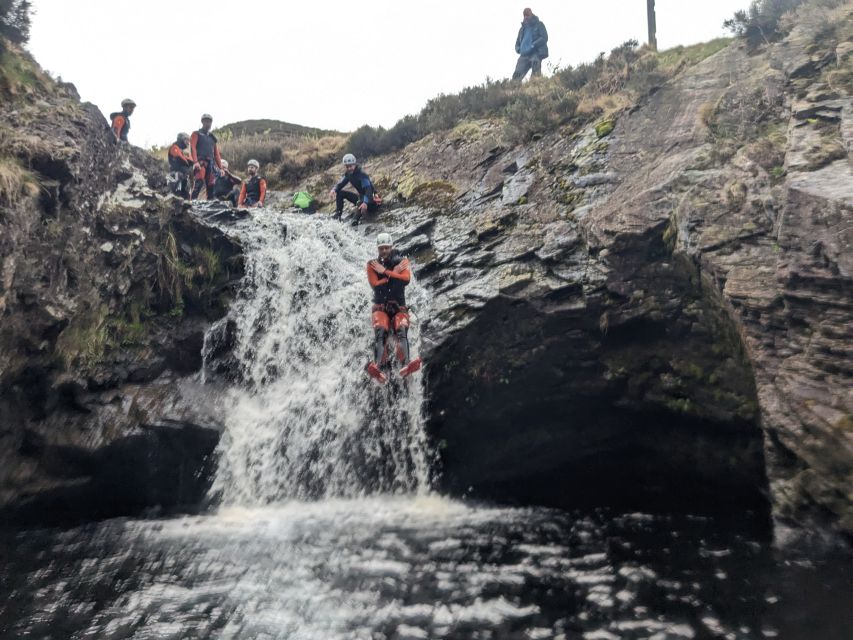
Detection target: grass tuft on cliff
<box><xmin>0</xmin><ymin>155</ymin><xmax>37</xmax><ymax>206</ymax></box>
<box><xmin>0</xmin><ymin>41</ymin><xmax>54</xmax><ymax>100</ymax></box>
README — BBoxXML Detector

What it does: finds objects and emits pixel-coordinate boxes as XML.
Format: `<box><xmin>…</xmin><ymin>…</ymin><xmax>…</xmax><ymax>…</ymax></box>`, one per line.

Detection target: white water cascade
<box><xmin>203</xmin><ymin>209</ymin><xmax>433</xmax><ymax>505</ymax></box>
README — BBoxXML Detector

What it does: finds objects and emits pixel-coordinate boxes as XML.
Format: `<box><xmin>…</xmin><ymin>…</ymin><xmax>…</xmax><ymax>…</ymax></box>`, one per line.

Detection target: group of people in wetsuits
<box><xmin>110</xmin><ymin>107</ymin><xmax>267</xmax><ymax>209</ymax></box>
<box><xmin>165</xmin><ymin>114</ymin><xmax>267</xmax><ymax>209</ymax></box>
<box><xmin>111</xmin><ymin>107</ymin><xmax>381</xmax><ymax>225</ymax></box>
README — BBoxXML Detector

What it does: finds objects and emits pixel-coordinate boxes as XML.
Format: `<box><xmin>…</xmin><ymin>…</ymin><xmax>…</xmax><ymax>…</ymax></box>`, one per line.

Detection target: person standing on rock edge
<box><xmin>190</xmin><ymin>114</ymin><xmax>223</xmax><ymax>200</ymax></box>
<box><xmin>237</xmin><ymin>159</ymin><xmax>266</xmax><ymax>208</ymax></box>
<box><xmin>109</xmin><ymin>98</ymin><xmax>136</xmax><ymax>144</ymax></box>
<box><xmin>365</xmin><ymin>232</ymin><xmax>422</xmax><ymax>384</ymax></box>
<box><xmin>167</xmin><ymin>132</ymin><xmax>193</xmax><ymax>199</ymax></box>
<box><xmin>328</xmin><ymin>153</ymin><xmax>381</xmax><ymax>227</ymax></box>
<box><xmin>512</xmin><ymin>8</ymin><xmax>548</xmax><ymax>81</ymax></box>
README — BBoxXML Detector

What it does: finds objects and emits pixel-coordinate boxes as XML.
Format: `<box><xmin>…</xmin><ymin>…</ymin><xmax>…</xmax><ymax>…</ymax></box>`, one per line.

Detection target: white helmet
<box><xmin>201</xmin><ymin>113</ymin><xmax>213</xmax><ymax>121</ymax></box>
<box><xmin>376</xmin><ymin>232</ymin><xmax>392</xmax><ymax>247</ymax></box>
<box><xmin>342</xmin><ymin>153</ymin><xmax>357</xmax><ymax>166</ymax></box>
<box><xmin>247</xmin><ymin>159</ymin><xmax>259</xmax><ymax>168</ymax></box>
<box><xmin>220</xmin><ymin>159</ymin><xmax>229</xmax><ymax>169</ymax></box>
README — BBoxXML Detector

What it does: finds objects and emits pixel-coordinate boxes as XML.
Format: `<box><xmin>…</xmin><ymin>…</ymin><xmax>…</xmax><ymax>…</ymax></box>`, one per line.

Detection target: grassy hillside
<box><xmin>214</xmin><ymin>119</ymin><xmax>347</xmax><ymax>187</ymax></box>
<box><xmin>214</xmin><ymin>119</ymin><xmax>340</xmax><ymax>141</ymax></box>
<box><xmin>231</xmin><ymin>37</ymin><xmax>733</xmax><ymax>189</ymax></box>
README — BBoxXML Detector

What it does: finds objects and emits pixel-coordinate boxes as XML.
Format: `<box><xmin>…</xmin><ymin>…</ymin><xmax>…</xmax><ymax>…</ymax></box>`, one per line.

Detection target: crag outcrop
<box><xmin>328</xmin><ymin>5</ymin><xmax>853</xmax><ymax>541</ymax></box>
<box><xmin>0</xmin><ymin>52</ymin><xmax>242</xmax><ymax>521</ymax></box>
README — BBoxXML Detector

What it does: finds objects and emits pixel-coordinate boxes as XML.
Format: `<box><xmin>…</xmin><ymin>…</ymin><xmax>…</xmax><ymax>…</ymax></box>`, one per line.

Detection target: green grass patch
<box><xmin>655</xmin><ymin>38</ymin><xmax>732</xmax><ymax>72</ymax></box>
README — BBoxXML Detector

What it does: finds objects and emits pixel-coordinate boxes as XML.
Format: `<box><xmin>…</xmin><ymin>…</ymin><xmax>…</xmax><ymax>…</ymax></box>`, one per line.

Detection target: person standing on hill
<box><xmin>328</xmin><ymin>153</ymin><xmax>381</xmax><ymax>227</ymax></box>
<box><xmin>109</xmin><ymin>98</ymin><xmax>136</xmax><ymax>143</ymax></box>
<box><xmin>237</xmin><ymin>159</ymin><xmax>266</xmax><ymax>208</ymax></box>
<box><xmin>167</xmin><ymin>132</ymin><xmax>193</xmax><ymax>199</ymax></box>
<box><xmin>512</xmin><ymin>8</ymin><xmax>548</xmax><ymax>81</ymax></box>
<box><xmin>190</xmin><ymin>113</ymin><xmax>223</xmax><ymax>200</ymax></box>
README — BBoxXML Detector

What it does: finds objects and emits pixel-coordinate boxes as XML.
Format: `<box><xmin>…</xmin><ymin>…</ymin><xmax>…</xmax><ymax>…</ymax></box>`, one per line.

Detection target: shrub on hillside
<box><xmin>722</xmin><ymin>0</ymin><xmax>845</xmax><ymax>48</ymax></box>
<box><xmin>276</xmin><ymin>135</ymin><xmax>345</xmax><ymax>184</ymax></box>
<box><xmin>724</xmin><ymin>0</ymin><xmax>802</xmax><ymax>47</ymax></box>
<box><xmin>504</xmin><ymin>84</ymin><xmax>579</xmax><ymax>143</ymax></box>
<box><xmin>219</xmin><ymin>135</ymin><xmax>282</xmax><ymax>172</ymax></box>
<box><xmin>0</xmin><ymin>0</ymin><xmax>31</xmax><ymax>53</ymax></box>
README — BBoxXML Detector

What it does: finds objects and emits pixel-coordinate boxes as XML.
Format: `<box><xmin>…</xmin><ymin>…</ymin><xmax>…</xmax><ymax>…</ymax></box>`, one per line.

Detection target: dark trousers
<box><xmin>191</xmin><ymin>159</ymin><xmax>216</xmax><ymax>200</ymax></box>
<box><xmin>512</xmin><ymin>54</ymin><xmax>542</xmax><ymax>80</ymax></box>
<box><xmin>216</xmin><ymin>187</ymin><xmax>240</xmax><ymax>206</ymax></box>
<box><xmin>335</xmin><ymin>190</ymin><xmax>378</xmax><ymax>215</ymax></box>
<box><xmin>169</xmin><ymin>171</ymin><xmax>190</xmax><ymax>199</ymax></box>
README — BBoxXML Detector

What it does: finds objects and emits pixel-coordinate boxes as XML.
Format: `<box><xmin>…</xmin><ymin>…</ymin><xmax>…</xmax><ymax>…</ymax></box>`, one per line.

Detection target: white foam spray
<box><xmin>203</xmin><ymin>209</ymin><xmax>433</xmax><ymax>504</ymax></box>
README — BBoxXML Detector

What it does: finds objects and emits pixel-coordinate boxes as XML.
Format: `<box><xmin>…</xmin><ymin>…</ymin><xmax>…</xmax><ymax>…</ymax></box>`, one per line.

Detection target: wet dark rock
<box><xmin>1</xmin><ymin>420</ymin><xmax>219</xmax><ymax>525</ymax></box>
<box><xmin>343</xmin><ymin>13</ymin><xmax>852</xmax><ymax>542</ymax></box>
<box><xmin>0</xmin><ymin>76</ymin><xmax>242</xmax><ymax>521</ymax></box>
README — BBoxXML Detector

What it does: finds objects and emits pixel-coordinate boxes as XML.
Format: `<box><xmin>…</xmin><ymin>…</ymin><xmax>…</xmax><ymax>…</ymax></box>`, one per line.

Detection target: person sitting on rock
<box><xmin>237</xmin><ymin>159</ymin><xmax>266</xmax><ymax>208</ymax></box>
<box><xmin>167</xmin><ymin>132</ymin><xmax>193</xmax><ymax>199</ymax></box>
<box><xmin>190</xmin><ymin>113</ymin><xmax>223</xmax><ymax>200</ymax></box>
<box><xmin>213</xmin><ymin>159</ymin><xmax>242</xmax><ymax>206</ymax></box>
<box><xmin>328</xmin><ymin>153</ymin><xmax>381</xmax><ymax>226</ymax></box>
<box><xmin>109</xmin><ymin>98</ymin><xmax>136</xmax><ymax>144</ymax></box>
<box><xmin>365</xmin><ymin>232</ymin><xmax>421</xmax><ymax>383</ymax></box>
<box><xmin>512</xmin><ymin>8</ymin><xmax>548</xmax><ymax>81</ymax></box>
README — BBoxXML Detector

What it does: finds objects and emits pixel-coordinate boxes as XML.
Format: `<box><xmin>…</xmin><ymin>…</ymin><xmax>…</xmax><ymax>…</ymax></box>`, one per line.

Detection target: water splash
<box><xmin>203</xmin><ymin>209</ymin><xmax>433</xmax><ymax>504</ymax></box>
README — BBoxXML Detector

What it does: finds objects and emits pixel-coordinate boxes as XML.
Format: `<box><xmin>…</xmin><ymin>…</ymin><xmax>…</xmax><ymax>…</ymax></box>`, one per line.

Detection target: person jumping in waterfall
<box><xmin>366</xmin><ymin>232</ymin><xmax>422</xmax><ymax>384</ymax></box>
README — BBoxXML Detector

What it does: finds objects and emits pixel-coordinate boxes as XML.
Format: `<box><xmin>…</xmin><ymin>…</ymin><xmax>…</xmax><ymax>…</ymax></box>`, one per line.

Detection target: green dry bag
<box><xmin>292</xmin><ymin>191</ymin><xmax>315</xmax><ymax>210</ymax></box>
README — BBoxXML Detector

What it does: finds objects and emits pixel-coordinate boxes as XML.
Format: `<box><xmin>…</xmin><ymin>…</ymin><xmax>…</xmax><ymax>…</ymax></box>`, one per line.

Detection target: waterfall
<box><xmin>202</xmin><ymin>208</ymin><xmax>433</xmax><ymax>505</ymax></box>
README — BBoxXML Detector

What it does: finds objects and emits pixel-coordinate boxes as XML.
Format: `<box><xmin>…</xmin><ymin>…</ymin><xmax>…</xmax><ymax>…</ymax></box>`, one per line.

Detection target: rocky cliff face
<box><xmin>315</xmin><ymin>6</ymin><xmax>852</xmax><ymax>542</ymax></box>
<box><xmin>0</xmin><ymin>53</ymin><xmax>242</xmax><ymax>522</ymax></box>
<box><xmin>1</xmin><ymin>4</ymin><xmax>850</xmax><ymax>546</ymax></box>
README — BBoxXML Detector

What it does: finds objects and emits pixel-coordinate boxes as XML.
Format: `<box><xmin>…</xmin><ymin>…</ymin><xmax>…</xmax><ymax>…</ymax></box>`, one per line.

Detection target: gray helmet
<box><xmin>342</xmin><ymin>153</ymin><xmax>357</xmax><ymax>166</ymax></box>
<box><xmin>376</xmin><ymin>232</ymin><xmax>392</xmax><ymax>247</ymax></box>
<box><xmin>177</xmin><ymin>132</ymin><xmax>190</xmax><ymax>143</ymax></box>
<box><xmin>247</xmin><ymin>159</ymin><xmax>260</xmax><ymax>168</ymax></box>
<box><xmin>121</xmin><ymin>98</ymin><xmax>136</xmax><ymax>107</ymax></box>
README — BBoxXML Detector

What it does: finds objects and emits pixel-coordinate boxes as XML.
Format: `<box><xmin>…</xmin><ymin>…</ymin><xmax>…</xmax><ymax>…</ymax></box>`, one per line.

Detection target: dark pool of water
<box><xmin>0</xmin><ymin>497</ymin><xmax>850</xmax><ymax>639</ymax></box>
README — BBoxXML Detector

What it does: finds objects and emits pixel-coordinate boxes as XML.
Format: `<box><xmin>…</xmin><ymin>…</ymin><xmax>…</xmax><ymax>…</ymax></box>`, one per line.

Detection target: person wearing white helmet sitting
<box><xmin>365</xmin><ymin>232</ymin><xmax>422</xmax><ymax>383</ymax></box>
<box><xmin>237</xmin><ymin>159</ymin><xmax>266</xmax><ymax>208</ymax></box>
<box><xmin>109</xmin><ymin>98</ymin><xmax>136</xmax><ymax>143</ymax></box>
<box><xmin>328</xmin><ymin>153</ymin><xmax>381</xmax><ymax>226</ymax></box>
<box><xmin>213</xmin><ymin>159</ymin><xmax>242</xmax><ymax>206</ymax></box>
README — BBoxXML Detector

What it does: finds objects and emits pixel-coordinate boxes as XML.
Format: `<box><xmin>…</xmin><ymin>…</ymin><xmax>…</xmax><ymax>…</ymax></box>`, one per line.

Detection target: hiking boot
<box><xmin>332</xmin><ymin>211</ymin><xmax>342</xmax><ymax>220</ymax></box>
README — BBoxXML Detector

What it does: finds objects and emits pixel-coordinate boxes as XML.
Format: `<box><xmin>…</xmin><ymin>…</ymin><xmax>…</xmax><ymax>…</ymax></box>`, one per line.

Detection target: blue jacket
<box><xmin>334</xmin><ymin>166</ymin><xmax>375</xmax><ymax>205</ymax></box>
<box><xmin>515</xmin><ymin>15</ymin><xmax>549</xmax><ymax>59</ymax></box>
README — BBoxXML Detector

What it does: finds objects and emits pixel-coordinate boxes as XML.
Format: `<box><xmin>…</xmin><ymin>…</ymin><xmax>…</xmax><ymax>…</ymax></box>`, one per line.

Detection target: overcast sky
<box><xmin>27</xmin><ymin>0</ymin><xmax>752</xmax><ymax>148</ymax></box>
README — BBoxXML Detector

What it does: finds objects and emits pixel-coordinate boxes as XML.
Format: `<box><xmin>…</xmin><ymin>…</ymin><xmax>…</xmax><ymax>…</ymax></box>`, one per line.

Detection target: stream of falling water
<box><xmin>203</xmin><ymin>209</ymin><xmax>433</xmax><ymax>504</ymax></box>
